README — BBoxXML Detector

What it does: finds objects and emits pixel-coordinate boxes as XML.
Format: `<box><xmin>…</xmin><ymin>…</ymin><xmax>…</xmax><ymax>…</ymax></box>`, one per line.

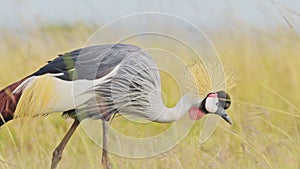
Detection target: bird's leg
<box><xmin>50</xmin><ymin>119</ymin><xmax>80</xmax><ymax>169</ymax></box>
<box><xmin>101</xmin><ymin>119</ymin><xmax>111</xmax><ymax>169</ymax></box>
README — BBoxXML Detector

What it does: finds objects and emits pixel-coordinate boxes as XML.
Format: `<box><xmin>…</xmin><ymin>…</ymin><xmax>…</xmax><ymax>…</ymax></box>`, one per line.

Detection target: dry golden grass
<box><xmin>0</xmin><ymin>24</ymin><xmax>299</xmax><ymax>169</ymax></box>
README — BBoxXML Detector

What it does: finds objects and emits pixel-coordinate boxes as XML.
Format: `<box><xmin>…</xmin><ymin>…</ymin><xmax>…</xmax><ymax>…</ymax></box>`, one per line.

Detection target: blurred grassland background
<box><xmin>0</xmin><ymin>3</ymin><xmax>300</xmax><ymax>169</ymax></box>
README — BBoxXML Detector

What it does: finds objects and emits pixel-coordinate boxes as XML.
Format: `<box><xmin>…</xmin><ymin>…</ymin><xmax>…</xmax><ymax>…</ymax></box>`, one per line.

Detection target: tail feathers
<box><xmin>0</xmin><ymin>78</ymin><xmax>28</xmax><ymax>126</ymax></box>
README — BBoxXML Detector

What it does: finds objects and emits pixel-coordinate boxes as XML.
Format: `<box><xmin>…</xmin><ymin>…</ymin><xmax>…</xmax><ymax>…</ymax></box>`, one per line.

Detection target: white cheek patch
<box><xmin>205</xmin><ymin>94</ymin><xmax>218</xmax><ymax>113</ymax></box>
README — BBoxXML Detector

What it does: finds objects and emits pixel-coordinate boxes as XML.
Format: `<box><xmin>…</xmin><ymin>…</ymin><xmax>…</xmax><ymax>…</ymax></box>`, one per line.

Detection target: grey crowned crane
<box><xmin>0</xmin><ymin>44</ymin><xmax>232</xmax><ymax>169</ymax></box>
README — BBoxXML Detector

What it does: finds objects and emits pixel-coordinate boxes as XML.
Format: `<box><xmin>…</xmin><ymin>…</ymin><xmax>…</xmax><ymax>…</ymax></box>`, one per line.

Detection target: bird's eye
<box><xmin>224</xmin><ymin>102</ymin><xmax>231</xmax><ymax>110</ymax></box>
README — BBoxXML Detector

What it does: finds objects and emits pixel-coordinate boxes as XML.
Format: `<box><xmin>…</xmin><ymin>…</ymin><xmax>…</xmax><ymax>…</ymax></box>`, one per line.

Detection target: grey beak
<box><xmin>216</xmin><ymin>107</ymin><xmax>233</xmax><ymax>125</ymax></box>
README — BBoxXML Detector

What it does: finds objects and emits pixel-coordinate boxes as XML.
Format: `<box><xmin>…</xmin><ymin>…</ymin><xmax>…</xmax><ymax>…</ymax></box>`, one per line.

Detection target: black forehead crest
<box><xmin>216</xmin><ymin>91</ymin><xmax>231</xmax><ymax>109</ymax></box>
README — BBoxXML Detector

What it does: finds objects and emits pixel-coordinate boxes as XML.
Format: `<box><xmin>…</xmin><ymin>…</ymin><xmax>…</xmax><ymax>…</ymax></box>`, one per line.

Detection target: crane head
<box><xmin>188</xmin><ymin>91</ymin><xmax>232</xmax><ymax>125</ymax></box>
<box><xmin>203</xmin><ymin>91</ymin><xmax>232</xmax><ymax>125</ymax></box>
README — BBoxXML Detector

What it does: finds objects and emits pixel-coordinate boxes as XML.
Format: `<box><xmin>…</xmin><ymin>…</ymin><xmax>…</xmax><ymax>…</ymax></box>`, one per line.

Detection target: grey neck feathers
<box><xmin>150</xmin><ymin>93</ymin><xmax>202</xmax><ymax>123</ymax></box>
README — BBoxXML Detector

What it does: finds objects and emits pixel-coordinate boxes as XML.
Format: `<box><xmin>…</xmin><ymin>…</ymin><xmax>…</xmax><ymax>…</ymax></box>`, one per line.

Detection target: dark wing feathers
<box><xmin>33</xmin><ymin>52</ymin><xmax>76</xmax><ymax>80</ymax></box>
<box><xmin>32</xmin><ymin>44</ymin><xmax>141</xmax><ymax>81</ymax></box>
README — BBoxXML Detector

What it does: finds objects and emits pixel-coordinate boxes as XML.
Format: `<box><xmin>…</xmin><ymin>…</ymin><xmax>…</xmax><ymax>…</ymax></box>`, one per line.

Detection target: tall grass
<box><xmin>0</xmin><ymin>24</ymin><xmax>299</xmax><ymax>169</ymax></box>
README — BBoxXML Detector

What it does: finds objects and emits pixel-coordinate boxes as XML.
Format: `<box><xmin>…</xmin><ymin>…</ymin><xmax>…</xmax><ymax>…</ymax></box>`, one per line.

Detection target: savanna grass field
<box><xmin>0</xmin><ymin>23</ymin><xmax>299</xmax><ymax>169</ymax></box>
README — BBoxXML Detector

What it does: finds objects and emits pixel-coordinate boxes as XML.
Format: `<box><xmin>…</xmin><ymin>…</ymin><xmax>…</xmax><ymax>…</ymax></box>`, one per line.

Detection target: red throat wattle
<box><xmin>188</xmin><ymin>107</ymin><xmax>205</xmax><ymax>120</ymax></box>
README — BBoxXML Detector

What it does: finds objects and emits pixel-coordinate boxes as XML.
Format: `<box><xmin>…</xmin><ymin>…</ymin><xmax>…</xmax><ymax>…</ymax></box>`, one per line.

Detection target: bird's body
<box><xmin>0</xmin><ymin>44</ymin><xmax>232</xmax><ymax>169</ymax></box>
<box><xmin>1</xmin><ymin>44</ymin><xmax>160</xmax><ymax>122</ymax></box>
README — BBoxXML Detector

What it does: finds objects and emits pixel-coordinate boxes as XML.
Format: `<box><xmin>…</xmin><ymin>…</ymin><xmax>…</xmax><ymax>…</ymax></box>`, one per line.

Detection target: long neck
<box><xmin>151</xmin><ymin>94</ymin><xmax>201</xmax><ymax>123</ymax></box>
